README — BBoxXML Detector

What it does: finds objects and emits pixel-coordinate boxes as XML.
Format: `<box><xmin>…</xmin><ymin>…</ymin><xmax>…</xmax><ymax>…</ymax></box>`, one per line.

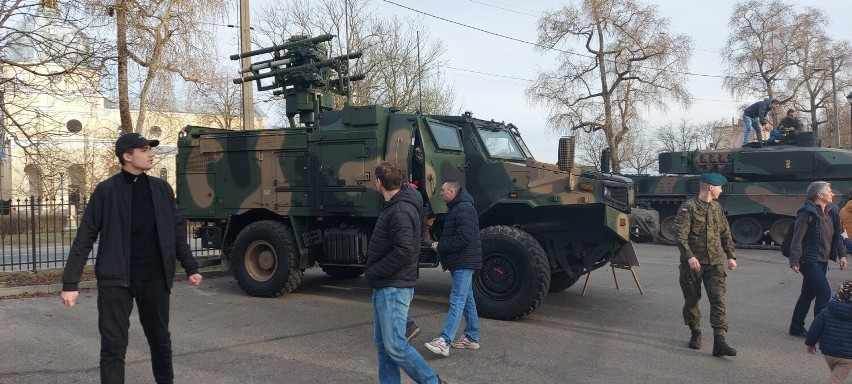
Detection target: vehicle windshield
<box><xmin>477</xmin><ymin>127</ymin><xmax>528</xmax><ymax>160</ymax></box>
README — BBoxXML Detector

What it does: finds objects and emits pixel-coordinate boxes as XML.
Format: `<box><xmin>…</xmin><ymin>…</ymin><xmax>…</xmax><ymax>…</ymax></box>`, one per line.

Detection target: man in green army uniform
<box><xmin>675</xmin><ymin>172</ymin><xmax>738</xmax><ymax>357</ymax></box>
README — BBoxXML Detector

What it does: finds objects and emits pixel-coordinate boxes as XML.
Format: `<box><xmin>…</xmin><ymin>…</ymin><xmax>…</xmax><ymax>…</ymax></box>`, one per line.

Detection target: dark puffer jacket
<box><xmin>806</xmin><ymin>299</ymin><xmax>852</xmax><ymax>359</ymax></box>
<box><xmin>437</xmin><ymin>187</ymin><xmax>482</xmax><ymax>271</ymax></box>
<box><xmin>789</xmin><ymin>200</ymin><xmax>844</xmax><ymax>267</ymax></box>
<box><xmin>365</xmin><ymin>184</ymin><xmax>422</xmax><ymax>288</ymax></box>
<box><xmin>743</xmin><ymin>98</ymin><xmax>773</xmax><ymax>125</ymax></box>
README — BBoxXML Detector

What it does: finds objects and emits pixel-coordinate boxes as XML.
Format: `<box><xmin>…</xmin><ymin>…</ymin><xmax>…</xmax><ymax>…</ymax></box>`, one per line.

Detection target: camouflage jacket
<box><xmin>674</xmin><ymin>197</ymin><xmax>736</xmax><ymax>265</ymax></box>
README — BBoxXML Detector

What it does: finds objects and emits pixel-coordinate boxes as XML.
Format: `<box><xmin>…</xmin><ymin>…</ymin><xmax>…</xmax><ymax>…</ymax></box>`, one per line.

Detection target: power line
<box><xmin>383</xmin><ymin>0</ymin><xmax>750</xmax><ymax>81</ymax></box>
<box><xmin>442</xmin><ymin>65</ymin><xmax>749</xmax><ymax>103</ymax></box>
<box><xmin>468</xmin><ymin>0</ymin><xmax>538</xmax><ymax>18</ymax></box>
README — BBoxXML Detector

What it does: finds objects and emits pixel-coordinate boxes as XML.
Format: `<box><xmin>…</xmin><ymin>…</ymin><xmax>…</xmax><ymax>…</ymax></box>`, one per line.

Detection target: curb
<box><xmin>0</xmin><ymin>269</ymin><xmax>231</xmax><ymax>298</ymax></box>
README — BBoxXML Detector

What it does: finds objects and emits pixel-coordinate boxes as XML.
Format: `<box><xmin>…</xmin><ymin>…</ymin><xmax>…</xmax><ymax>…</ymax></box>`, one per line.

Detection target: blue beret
<box><xmin>700</xmin><ymin>172</ymin><xmax>727</xmax><ymax>186</ymax></box>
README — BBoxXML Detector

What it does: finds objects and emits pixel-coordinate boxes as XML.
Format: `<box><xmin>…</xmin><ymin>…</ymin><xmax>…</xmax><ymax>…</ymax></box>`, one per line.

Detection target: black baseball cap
<box><xmin>115</xmin><ymin>132</ymin><xmax>159</xmax><ymax>158</ymax></box>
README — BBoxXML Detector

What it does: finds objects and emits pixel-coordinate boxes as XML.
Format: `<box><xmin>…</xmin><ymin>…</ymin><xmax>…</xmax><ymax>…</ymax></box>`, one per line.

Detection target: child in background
<box><xmin>805</xmin><ymin>280</ymin><xmax>852</xmax><ymax>384</ymax></box>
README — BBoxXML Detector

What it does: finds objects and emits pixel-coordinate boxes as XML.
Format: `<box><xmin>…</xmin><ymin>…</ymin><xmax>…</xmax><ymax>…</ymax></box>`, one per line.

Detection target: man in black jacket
<box><xmin>60</xmin><ymin>132</ymin><xmax>202</xmax><ymax>384</ymax></box>
<box><xmin>365</xmin><ymin>161</ymin><xmax>444</xmax><ymax>384</ymax></box>
<box><xmin>425</xmin><ymin>180</ymin><xmax>482</xmax><ymax>357</ymax></box>
<box><xmin>742</xmin><ymin>98</ymin><xmax>781</xmax><ymax>145</ymax></box>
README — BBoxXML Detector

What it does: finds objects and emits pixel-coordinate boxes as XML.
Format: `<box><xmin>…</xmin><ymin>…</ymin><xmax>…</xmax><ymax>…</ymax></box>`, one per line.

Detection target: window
<box><xmin>426</xmin><ymin>120</ymin><xmax>462</xmax><ymax>150</ymax></box>
<box><xmin>478</xmin><ymin>128</ymin><xmax>526</xmax><ymax>160</ymax></box>
<box><xmin>66</xmin><ymin>119</ymin><xmax>82</xmax><ymax>133</ymax></box>
<box><xmin>159</xmin><ymin>168</ymin><xmax>168</xmax><ymax>181</ymax></box>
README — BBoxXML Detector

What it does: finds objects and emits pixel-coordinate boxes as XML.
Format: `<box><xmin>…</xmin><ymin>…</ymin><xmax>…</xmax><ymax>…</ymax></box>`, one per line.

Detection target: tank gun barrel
<box><xmin>229</xmin><ymin>34</ymin><xmax>335</xmax><ymax>60</ymax></box>
<box><xmin>232</xmin><ymin>51</ymin><xmax>363</xmax><ymax>84</ymax></box>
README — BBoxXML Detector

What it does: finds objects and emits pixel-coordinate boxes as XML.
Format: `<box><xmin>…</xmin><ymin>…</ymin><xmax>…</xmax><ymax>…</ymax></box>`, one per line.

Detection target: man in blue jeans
<box><xmin>742</xmin><ymin>98</ymin><xmax>780</xmax><ymax>145</ymax></box>
<box><xmin>425</xmin><ymin>180</ymin><xmax>482</xmax><ymax>357</ymax></box>
<box><xmin>365</xmin><ymin>161</ymin><xmax>445</xmax><ymax>384</ymax></box>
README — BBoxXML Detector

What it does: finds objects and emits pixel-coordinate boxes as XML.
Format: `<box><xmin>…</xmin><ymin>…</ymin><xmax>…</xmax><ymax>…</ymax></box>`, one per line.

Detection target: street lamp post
<box><xmin>847</xmin><ymin>92</ymin><xmax>852</xmax><ymax>147</ymax></box>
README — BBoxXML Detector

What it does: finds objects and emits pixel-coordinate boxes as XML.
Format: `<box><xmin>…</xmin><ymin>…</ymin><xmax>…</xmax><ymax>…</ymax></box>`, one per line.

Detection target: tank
<box><xmin>176</xmin><ymin>35</ymin><xmax>636</xmax><ymax>321</ymax></box>
<box><xmin>629</xmin><ymin>138</ymin><xmax>852</xmax><ymax>247</ymax></box>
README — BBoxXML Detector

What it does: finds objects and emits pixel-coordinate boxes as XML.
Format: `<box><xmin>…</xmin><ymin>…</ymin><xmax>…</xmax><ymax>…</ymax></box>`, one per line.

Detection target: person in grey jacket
<box><xmin>789</xmin><ymin>181</ymin><xmax>848</xmax><ymax>338</ymax></box>
<box><xmin>60</xmin><ymin>133</ymin><xmax>202</xmax><ymax>384</ymax></box>
<box><xmin>806</xmin><ymin>280</ymin><xmax>852</xmax><ymax>383</ymax></box>
<box><xmin>425</xmin><ymin>180</ymin><xmax>483</xmax><ymax>357</ymax></box>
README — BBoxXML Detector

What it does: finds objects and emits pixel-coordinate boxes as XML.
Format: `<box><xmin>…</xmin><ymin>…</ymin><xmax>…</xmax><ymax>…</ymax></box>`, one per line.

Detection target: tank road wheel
<box><xmin>231</xmin><ymin>220</ymin><xmax>303</xmax><ymax>297</ymax></box>
<box><xmin>658</xmin><ymin>215</ymin><xmax>677</xmax><ymax>244</ymax></box>
<box><xmin>548</xmin><ymin>271</ymin><xmax>580</xmax><ymax>293</ymax></box>
<box><xmin>473</xmin><ymin>226</ymin><xmax>550</xmax><ymax>321</ymax></box>
<box><xmin>321</xmin><ymin>266</ymin><xmax>365</xmax><ymax>279</ymax></box>
<box><xmin>731</xmin><ymin>217</ymin><xmax>764</xmax><ymax>245</ymax></box>
<box><xmin>769</xmin><ymin>218</ymin><xmax>794</xmax><ymax>245</ymax></box>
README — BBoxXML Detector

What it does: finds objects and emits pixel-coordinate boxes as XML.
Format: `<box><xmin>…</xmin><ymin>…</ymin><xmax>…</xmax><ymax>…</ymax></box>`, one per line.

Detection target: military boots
<box><xmin>688</xmin><ymin>330</ymin><xmax>701</xmax><ymax>349</ymax></box>
<box><xmin>712</xmin><ymin>335</ymin><xmax>737</xmax><ymax>356</ymax></box>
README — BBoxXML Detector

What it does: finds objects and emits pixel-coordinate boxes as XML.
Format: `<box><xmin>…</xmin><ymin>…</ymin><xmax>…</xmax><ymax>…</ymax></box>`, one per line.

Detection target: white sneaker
<box><xmin>451</xmin><ymin>335</ymin><xmax>480</xmax><ymax>350</ymax></box>
<box><xmin>425</xmin><ymin>337</ymin><xmax>450</xmax><ymax>356</ymax></box>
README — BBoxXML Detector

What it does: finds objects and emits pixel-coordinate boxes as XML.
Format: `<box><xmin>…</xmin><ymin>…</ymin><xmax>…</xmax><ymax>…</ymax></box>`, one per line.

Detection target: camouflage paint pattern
<box><xmin>177</xmin><ymin>106</ymin><xmax>634</xmax><ymax>277</ymax></box>
<box><xmin>175</xmin><ymin>34</ymin><xmax>637</xmax><ymax>320</ymax></box>
<box><xmin>631</xmin><ymin>145</ymin><xmax>852</xmax><ymax>245</ymax></box>
<box><xmin>679</xmin><ymin>264</ymin><xmax>729</xmax><ymax>332</ymax></box>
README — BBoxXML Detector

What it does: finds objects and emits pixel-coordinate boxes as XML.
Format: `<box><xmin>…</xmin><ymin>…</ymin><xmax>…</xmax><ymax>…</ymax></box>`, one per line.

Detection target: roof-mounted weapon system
<box><xmin>231</xmin><ymin>34</ymin><xmax>364</xmax><ymax>128</ymax></box>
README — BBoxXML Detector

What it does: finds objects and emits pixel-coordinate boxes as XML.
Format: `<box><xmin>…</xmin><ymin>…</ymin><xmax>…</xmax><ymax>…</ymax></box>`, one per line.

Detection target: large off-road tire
<box><xmin>548</xmin><ymin>271</ymin><xmax>581</xmax><ymax>293</ymax></box>
<box><xmin>474</xmin><ymin>226</ymin><xmax>551</xmax><ymax>321</ymax></box>
<box><xmin>321</xmin><ymin>266</ymin><xmax>365</xmax><ymax>279</ymax></box>
<box><xmin>231</xmin><ymin>220</ymin><xmax>303</xmax><ymax>297</ymax></box>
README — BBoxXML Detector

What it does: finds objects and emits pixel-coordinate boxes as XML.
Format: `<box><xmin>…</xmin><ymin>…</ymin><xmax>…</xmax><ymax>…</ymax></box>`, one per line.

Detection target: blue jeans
<box><xmin>372</xmin><ymin>287</ymin><xmax>438</xmax><ymax>384</ymax></box>
<box><xmin>742</xmin><ymin>114</ymin><xmax>763</xmax><ymax>145</ymax></box>
<box><xmin>438</xmin><ymin>269</ymin><xmax>480</xmax><ymax>344</ymax></box>
<box><xmin>790</xmin><ymin>262</ymin><xmax>830</xmax><ymax>334</ymax></box>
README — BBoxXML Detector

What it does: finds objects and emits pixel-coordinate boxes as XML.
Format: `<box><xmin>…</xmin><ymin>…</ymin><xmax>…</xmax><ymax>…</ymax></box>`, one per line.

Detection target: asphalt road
<box><xmin>0</xmin><ymin>243</ymin><xmax>847</xmax><ymax>384</ymax></box>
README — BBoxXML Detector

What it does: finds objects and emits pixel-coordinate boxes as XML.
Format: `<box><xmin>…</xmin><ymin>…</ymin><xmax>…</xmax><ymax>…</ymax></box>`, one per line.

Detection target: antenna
<box><xmin>344</xmin><ymin>0</ymin><xmax>352</xmax><ymax>106</ymax></box>
<box><xmin>417</xmin><ymin>30</ymin><xmax>422</xmax><ymax>114</ymax></box>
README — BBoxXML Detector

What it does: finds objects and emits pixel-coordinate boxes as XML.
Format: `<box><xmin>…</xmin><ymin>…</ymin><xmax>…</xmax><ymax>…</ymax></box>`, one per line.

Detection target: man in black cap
<box><xmin>60</xmin><ymin>132</ymin><xmax>202</xmax><ymax>383</ymax></box>
<box><xmin>674</xmin><ymin>172</ymin><xmax>738</xmax><ymax>357</ymax></box>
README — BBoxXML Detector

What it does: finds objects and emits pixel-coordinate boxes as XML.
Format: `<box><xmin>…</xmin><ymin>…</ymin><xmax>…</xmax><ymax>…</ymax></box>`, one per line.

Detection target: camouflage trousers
<box><xmin>679</xmin><ymin>264</ymin><xmax>728</xmax><ymax>335</ymax></box>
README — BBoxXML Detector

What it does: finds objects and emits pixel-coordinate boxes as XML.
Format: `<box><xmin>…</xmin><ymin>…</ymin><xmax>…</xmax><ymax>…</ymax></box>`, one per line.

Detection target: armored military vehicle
<box><xmin>630</xmin><ymin>137</ymin><xmax>852</xmax><ymax>247</ymax></box>
<box><xmin>176</xmin><ymin>35</ymin><xmax>636</xmax><ymax>320</ymax></box>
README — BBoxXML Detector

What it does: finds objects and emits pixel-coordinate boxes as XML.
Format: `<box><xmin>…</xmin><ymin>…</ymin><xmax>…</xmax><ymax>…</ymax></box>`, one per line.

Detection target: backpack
<box><xmin>781</xmin><ymin>214</ymin><xmax>812</xmax><ymax>258</ymax></box>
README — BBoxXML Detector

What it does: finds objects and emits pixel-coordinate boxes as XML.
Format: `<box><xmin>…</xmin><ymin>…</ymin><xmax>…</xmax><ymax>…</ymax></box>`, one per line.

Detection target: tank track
<box><xmin>647</xmin><ymin>199</ymin><xmax>782</xmax><ymax>251</ymax></box>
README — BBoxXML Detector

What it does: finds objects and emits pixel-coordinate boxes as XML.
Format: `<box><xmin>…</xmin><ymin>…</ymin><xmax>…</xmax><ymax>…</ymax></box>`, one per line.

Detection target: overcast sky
<box><xmin>222</xmin><ymin>0</ymin><xmax>852</xmax><ymax>163</ymax></box>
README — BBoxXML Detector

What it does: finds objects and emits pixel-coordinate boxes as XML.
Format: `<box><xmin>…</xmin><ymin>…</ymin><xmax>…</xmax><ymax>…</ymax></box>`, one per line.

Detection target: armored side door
<box><xmin>420</xmin><ymin>117</ymin><xmax>467</xmax><ymax>213</ymax></box>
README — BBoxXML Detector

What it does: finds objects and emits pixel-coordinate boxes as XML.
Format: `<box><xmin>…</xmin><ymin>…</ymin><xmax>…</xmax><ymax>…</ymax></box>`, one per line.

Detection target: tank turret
<box><xmin>659</xmin><ymin>145</ymin><xmax>852</xmax><ymax>182</ymax></box>
<box><xmin>628</xmin><ymin>139</ymin><xmax>852</xmax><ymax>247</ymax></box>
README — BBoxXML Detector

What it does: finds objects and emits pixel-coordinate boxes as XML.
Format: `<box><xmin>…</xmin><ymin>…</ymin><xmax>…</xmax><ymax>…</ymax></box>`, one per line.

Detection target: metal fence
<box><xmin>0</xmin><ymin>197</ymin><xmax>221</xmax><ymax>272</ymax></box>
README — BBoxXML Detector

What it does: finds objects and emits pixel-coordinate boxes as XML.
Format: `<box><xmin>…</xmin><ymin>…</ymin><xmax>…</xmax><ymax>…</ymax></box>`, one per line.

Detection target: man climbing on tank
<box><xmin>741</xmin><ymin>98</ymin><xmax>781</xmax><ymax>146</ymax></box>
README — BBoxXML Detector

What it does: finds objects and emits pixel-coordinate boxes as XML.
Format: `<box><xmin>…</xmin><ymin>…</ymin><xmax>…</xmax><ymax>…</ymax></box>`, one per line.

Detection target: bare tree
<box><xmin>86</xmin><ymin>0</ymin><xmax>229</xmax><ymax>133</ymax></box>
<box><xmin>527</xmin><ymin>0</ymin><xmax>691</xmax><ymax>173</ymax></box>
<box><xmin>721</xmin><ymin>0</ymin><xmax>799</xmax><ymax>116</ymax></box>
<box><xmin>620</xmin><ymin>129</ymin><xmax>659</xmax><ymax>174</ymax></box>
<box><xmin>191</xmin><ymin>66</ymin><xmax>242</xmax><ymax>130</ymax></box>
<box><xmin>655</xmin><ymin>119</ymin><xmax>721</xmax><ymax>152</ymax></box>
<box><xmin>577</xmin><ymin>125</ymin><xmax>658</xmax><ymax>174</ymax></box>
<box><xmin>253</xmin><ymin>0</ymin><xmax>457</xmax><ymax>117</ymax></box>
<box><xmin>1</xmin><ymin>1</ymin><xmax>108</xmax><ymax>158</ymax></box>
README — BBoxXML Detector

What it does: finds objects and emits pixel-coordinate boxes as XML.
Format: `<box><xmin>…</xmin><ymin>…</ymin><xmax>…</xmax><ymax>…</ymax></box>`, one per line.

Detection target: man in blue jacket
<box><xmin>425</xmin><ymin>180</ymin><xmax>483</xmax><ymax>357</ymax></box>
<box><xmin>60</xmin><ymin>133</ymin><xmax>202</xmax><ymax>384</ymax></box>
<box><xmin>742</xmin><ymin>98</ymin><xmax>781</xmax><ymax>146</ymax></box>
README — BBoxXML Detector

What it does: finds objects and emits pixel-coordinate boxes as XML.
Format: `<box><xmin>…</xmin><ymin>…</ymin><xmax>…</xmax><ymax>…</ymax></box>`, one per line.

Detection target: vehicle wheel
<box><xmin>474</xmin><ymin>226</ymin><xmax>550</xmax><ymax>321</ymax></box>
<box><xmin>658</xmin><ymin>215</ymin><xmax>677</xmax><ymax>244</ymax></box>
<box><xmin>548</xmin><ymin>271</ymin><xmax>580</xmax><ymax>293</ymax></box>
<box><xmin>231</xmin><ymin>220</ymin><xmax>303</xmax><ymax>297</ymax></box>
<box><xmin>321</xmin><ymin>266</ymin><xmax>365</xmax><ymax>279</ymax></box>
<box><xmin>769</xmin><ymin>218</ymin><xmax>794</xmax><ymax>245</ymax></box>
<box><xmin>731</xmin><ymin>217</ymin><xmax>764</xmax><ymax>245</ymax></box>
